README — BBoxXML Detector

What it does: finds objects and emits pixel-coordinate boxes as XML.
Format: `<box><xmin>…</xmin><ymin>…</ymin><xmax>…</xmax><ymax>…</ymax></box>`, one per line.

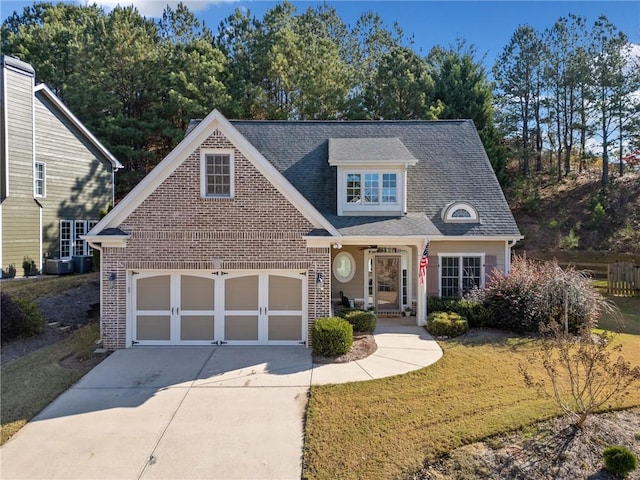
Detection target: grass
<box><xmin>0</xmin><ymin>272</ymin><xmax>99</xmax><ymax>301</ymax></box>
<box><xmin>302</xmin><ymin>331</ymin><xmax>640</xmax><ymax>480</ymax></box>
<box><xmin>0</xmin><ymin>323</ymin><xmax>103</xmax><ymax>445</ymax></box>
<box><xmin>599</xmin><ymin>296</ymin><xmax>640</xmax><ymax>334</ymax></box>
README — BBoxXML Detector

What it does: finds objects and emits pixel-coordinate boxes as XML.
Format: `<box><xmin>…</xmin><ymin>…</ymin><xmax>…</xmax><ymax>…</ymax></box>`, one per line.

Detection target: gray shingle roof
<box><xmin>328</xmin><ymin>137</ymin><xmax>417</xmax><ymax>165</ymax></box>
<box><xmin>203</xmin><ymin>119</ymin><xmax>519</xmax><ymax>238</ymax></box>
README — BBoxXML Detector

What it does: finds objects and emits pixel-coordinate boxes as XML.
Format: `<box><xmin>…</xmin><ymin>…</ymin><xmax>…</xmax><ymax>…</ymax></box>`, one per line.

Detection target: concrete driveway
<box><xmin>0</xmin><ymin>347</ymin><xmax>312</xmax><ymax>480</ymax></box>
<box><xmin>1</xmin><ymin>321</ymin><xmax>442</xmax><ymax>480</ymax></box>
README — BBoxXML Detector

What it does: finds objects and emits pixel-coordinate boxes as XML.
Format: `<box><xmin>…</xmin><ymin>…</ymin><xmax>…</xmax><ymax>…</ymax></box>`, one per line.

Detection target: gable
<box><xmin>119</xmin><ymin>129</ymin><xmax>317</xmax><ymax>235</ymax></box>
<box><xmin>90</xmin><ymin>110</ymin><xmax>339</xmax><ymax>238</ymax></box>
<box><xmin>33</xmin><ymin>85</ymin><xmax>122</xmax><ymax>170</ymax></box>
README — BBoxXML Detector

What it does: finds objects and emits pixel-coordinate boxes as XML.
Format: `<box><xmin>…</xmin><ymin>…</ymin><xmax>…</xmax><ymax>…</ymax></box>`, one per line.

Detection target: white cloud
<box><xmin>86</xmin><ymin>0</ymin><xmax>239</xmax><ymax>18</ymax></box>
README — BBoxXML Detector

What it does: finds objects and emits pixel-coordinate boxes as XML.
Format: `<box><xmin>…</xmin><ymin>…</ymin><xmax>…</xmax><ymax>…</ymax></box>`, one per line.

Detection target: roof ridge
<box><xmin>227</xmin><ymin>119</ymin><xmax>470</xmax><ymax>125</ymax></box>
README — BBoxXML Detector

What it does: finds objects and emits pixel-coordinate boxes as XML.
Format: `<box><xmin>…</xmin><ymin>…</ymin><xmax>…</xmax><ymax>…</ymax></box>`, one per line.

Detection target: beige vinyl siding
<box><xmin>1</xmin><ymin>65</ymin><xmax>39</xmax><ymax>272</ymax></box>
<box><xmin>2</xmin><ymin>197</ymin><xmax>40</xmax><ymax>271</ymax></box>
<box><xmin>34</xmin><ymin>93</ymin><xmax>113</xmax><ymax>258</ymax></box>
<box><xmin>330</xmin><ymin>245</ymin><xmax>365</xmax><ymax>301</ymax></box>
<box><xmin>4</xmin><ymin>66</ymin><xmax>34</xmax><ymax>199</ymax></box>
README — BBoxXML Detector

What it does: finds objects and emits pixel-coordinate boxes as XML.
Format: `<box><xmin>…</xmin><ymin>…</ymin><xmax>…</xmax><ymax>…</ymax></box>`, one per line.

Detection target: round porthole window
<box><xmin>333</xmin><ymin>251</ymin><xmax>356</xmax><ymax>283</ymax></box>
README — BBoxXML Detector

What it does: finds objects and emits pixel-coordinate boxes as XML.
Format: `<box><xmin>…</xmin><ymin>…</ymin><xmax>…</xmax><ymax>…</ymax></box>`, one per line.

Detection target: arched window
<box><xmin>442</xmin><ymin>202</ymin><xmax>479</xmax><ymax>223</ymax></box>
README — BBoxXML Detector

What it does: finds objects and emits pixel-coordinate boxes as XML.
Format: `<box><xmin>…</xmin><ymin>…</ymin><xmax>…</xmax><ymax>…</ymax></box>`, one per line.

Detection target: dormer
<box><xmin>442</xmin><ymin>201</ymin><xmax>480</xmax><ymax>223</ymax></box>
<box><xmin>329</xmin><ymin>138</ymin><xmax>418</xmax><ymax>216</ymax></box>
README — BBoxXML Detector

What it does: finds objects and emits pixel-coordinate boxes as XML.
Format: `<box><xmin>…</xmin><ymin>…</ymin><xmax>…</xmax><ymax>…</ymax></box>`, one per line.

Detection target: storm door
<box><xmin>375</xmin><ymin>256</ymin><xmax>400</xmax><ymax>312</ymax></box>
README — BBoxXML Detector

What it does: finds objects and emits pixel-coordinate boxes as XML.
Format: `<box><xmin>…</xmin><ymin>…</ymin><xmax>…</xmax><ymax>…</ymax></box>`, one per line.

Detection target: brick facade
<box><xmin>100</xmin><ymin>129</ymin><xmax>331</xmax><ymax>349</ymax></box>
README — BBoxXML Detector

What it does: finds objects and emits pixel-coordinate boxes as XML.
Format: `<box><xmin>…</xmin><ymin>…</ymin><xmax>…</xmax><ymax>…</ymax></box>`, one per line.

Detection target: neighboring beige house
<box><xmin>0</xmin><ymin>55</ymin><xmax>122</xmax><ymax>276</ymax></box>
<box><xmin>85</xmin><ymin>109</ymin><xmax>522</xmax><ymax>350</ymax></box>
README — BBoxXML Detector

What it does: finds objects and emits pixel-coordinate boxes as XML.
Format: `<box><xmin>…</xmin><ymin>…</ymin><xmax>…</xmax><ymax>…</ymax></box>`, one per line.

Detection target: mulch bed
<box><xmin>312</xmin><ymin>333</ymin><xmax>377</xmax><ymax>364</ymax></box>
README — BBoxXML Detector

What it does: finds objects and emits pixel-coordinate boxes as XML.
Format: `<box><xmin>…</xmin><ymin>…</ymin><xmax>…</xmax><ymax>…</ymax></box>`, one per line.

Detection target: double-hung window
<box><xmin>345</xmin><ymin>172</ymin><xmax>397</xmax><ymax>205</ymax></box>
<box><xmin>201</xmin><ymin>151</ymin><xmax>233</xmax><ymax>198</ymax></box>
<box><xmin>34</xmin><ymin>162</ymin><xmax>45</xmax><ymax>197</ymax></box>
<box><xmin>439</xmin><ymin>255</ymin><xmax>483</xmax><ymax>298</ymax></box>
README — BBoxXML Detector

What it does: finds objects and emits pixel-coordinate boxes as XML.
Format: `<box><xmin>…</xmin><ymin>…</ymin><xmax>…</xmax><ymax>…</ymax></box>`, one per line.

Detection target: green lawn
<box><xmin>0</xmin><ymin>323</ymin><xmax>104</xmax><ymax>445</ymax></box>
<box><xmin>303</xmin><ymin>331</ymin><xmax>640</xmax><ymax>480</ymax></box>
<box><xmin>599</xmin><ymin>295</ymin><xmax>640</xmax><ymax>335</ymax></box>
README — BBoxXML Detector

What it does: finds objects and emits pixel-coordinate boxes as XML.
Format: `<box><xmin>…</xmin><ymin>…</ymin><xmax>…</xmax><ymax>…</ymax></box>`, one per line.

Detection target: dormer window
<box><xmin>442</xmin><ymin>202</ymin><xmax>479</xmax><ymax>223</ymax></box>
<box><xmin>329</xmin><ymin>138</ymin><xmax>417</xmax><ymax>216</ymax></box>
<box><xmin>346</xmin><ymin>172</ymin><xmax>397</xmax><ymax>205</ymax></box>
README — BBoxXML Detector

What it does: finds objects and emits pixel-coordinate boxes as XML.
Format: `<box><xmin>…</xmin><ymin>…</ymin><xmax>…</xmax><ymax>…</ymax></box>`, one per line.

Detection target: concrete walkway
<box><xmin>0</xmin><ymin>320</ymin><xmax>441</xmax><ymax>480</ymax></box>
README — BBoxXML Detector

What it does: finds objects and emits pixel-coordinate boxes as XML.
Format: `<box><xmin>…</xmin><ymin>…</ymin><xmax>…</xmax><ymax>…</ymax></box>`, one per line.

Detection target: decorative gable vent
<box><xmin>442</xmin><ymin>202</ymin><xmax>480</xmax><ymax>223</ymax></box>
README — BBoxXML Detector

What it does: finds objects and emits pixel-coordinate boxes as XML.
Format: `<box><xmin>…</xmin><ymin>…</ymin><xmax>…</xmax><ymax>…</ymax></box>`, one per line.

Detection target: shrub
<box><xmin>590</xmin><ymin>202</ymin><xmax>606</xmax><ymax>227</ymax></box>
<box><xmin>427</xmin><ymin>297</ymin><xmax>489</xmax><ymax>328</ymax></box>
<box><xmin>522</xmin><ymin>323</ymin><xmax>640</xmax><ymax>428</ymax></box>
<box><xmin>0</xmin><ymin>293</ymin><xmax>45</xmax><ymax>341</ymax></box>
<box><xmin>479</xmin><ymin>255</ymin><xmax>607</xmax><ymax>334</ymax></box>
<box><xmin>559</xmin><ymin>228</ymin><xmax>579</xmax><ymax>250</ymax></box>
<box><xmin>22</xmin><ymin>256</ymin><xmax>38</xmax><ymax>277</ymax></box>
<box><xmin>311</xmin><ymin>317</ymin><xmax>353</xmax><ymax>357</ymax></box>
<box><xmin>603</xmin><ymin>445</ymin><xmax>638</xmax><ymax>478</ymax></box>
<box><xmin>427</xmin><ymin>311</ymin><xmax>468</xmax><ymax>337</ymax></box>
<box><xmin>338</xmin><ymin>309</ymin><xmax>376</xmax><ymax>332</ymax></box>
<box><xmin>2</xmin><ymin>264</ymin><xmax>16</xmax><ymax>278</ymax></box>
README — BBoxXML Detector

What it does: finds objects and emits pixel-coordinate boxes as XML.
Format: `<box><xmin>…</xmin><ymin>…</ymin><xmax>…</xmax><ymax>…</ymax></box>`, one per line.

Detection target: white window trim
<box><xmin>437</xmin><ymin>253</ymin><xmax>485</xmax><ymax>298</ymax></box>
<box><xmin>442</xmin><ymin>202</ymin><xmax>479</xmax><ymax>223</ymax></box>
<box><xmin>200</xmin><ymin>149</ymin><xmax>234</xmax><ymax>199</ymax></box>
<box><xmin>60</xmin><ymin>219</ymin><xmax>99</xmax><ymax>258</ymax></box>
<box><xmin>34</xmin><ymin>161</ymin><xmax>46</xmax><ymax>198</ymax></box>
<box><xmin>338</xmin><ymin>168</ymin><xmax>404</xmax><ymax>215</ymax></box>
<box><xmin>333</xmin><ymin>251</ymin><xmax>356</xmax><ymax>283</ymax></box>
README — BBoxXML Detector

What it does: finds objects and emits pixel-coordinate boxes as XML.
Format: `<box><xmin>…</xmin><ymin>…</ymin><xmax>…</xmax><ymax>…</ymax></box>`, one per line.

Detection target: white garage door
<box><xmin>131</xmin><ymin>271</ymin><xmax>306</xmax><ymax>346</ymax></box>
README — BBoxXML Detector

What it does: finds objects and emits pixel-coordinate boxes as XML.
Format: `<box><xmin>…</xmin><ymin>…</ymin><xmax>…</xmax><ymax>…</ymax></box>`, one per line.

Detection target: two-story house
<box><xmin>1</xmin><ymin>55</ymin><xmax>122</xmax><ymax>276</ymax></box>
<box><xmin>85</xmin><ymin>109</ymin><xmax>521</xmax><ymax>350</ymax></box>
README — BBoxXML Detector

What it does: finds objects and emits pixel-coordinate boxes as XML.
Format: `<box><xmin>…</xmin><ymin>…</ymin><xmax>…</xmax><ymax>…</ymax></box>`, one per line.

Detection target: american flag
<box><xmin>419</xmin><ymin>242</ymin><xmax>429</xmax><ymax>285</ymax></box>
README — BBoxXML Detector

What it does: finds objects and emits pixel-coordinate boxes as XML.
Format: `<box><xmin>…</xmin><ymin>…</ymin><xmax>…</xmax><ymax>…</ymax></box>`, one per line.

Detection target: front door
<box><xmin>375</xmin><ymin>256</ymin><xmax>400</xmax><ymax>312</ymax></box>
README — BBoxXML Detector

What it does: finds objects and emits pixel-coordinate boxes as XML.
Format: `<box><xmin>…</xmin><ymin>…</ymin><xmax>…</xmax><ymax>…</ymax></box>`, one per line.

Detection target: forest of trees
<box><xmin>1</xmin><ymin>1</ymin><xmax>638</xmax><ymax>195</ymax></box>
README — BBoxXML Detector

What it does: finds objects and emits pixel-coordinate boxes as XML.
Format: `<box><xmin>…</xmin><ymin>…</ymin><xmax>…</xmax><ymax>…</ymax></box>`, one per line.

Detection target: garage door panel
<box><xmin>180</xmin><ymin>315</ymin><xmax>215</xmax><ymax>341</ymax></box>
<box><xmin>225</xmin><ymin>276</ymin><xmax>259</xmax><ymax>310</ymax></box>
<box><xmin>181</xmin><ymin>275</ymin><xmax>215</xmax><ymax>311</ymax></box>
<box><xmin>224</xmin><ymin>315</ymin><xmax>259</xmax><ymax>341</ymax></box>
<box><xmin>136</xmin><ymin>315</ymin><xmax>171</xmax><ymax>341</ymax></box>
<box><xmin>268</xmin><ymin>315</ymin><xmax>302</xmax><ymax>341</ymax></box>
<box><xmin>131</xmin><ymin>271</ymin><xmax>304</xmax><ymax>346</ymax></box>
<box><xmin>137</xmin><ymin>275</ymin><xmax>171</xmax><ymax>310</ymax></box>
<box><xmin>269</xmin><ymin>275</ymin><xmax>302</xmax><ymax>311</ymax></box>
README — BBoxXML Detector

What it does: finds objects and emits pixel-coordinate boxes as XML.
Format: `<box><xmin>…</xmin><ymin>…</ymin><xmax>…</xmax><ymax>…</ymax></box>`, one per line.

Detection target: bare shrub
<box><xmin>521</xmin><ymin>322</ymin><xmax>640</xmax><ymax>428</ymax></box>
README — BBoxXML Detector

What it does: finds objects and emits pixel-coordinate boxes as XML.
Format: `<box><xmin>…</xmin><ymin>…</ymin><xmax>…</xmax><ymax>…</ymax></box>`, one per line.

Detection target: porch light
<box><xmin>316</xmin><ymin>272</ymin><xmax>325</xmax><ymax>292</ymax></box>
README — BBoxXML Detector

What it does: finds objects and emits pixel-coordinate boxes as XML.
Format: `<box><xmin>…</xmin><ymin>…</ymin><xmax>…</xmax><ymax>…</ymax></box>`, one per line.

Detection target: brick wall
<box><xmin>101</xmin><ymin>129</ymin><xmax>331</xmax><ymax>349</ymax></box>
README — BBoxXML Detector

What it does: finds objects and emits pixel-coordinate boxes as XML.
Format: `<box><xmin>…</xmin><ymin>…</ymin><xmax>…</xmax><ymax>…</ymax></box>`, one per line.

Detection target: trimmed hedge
<box><xmin>603</xmin><ymin>445</ymin><xmax>638</xmax><ymax>478</ymax></box>
<box><xmin>427</xmin><ymin>297</ymin><xmax>489</xmax><ymax>328</ymax></box>
<box><xmin>338</xmin><ymin>309</ymin><xmax>376</xmax><ymax>332</ymax></box>
<box><xmin>427</xmin><ymin>311</ymin><xmax>468</xmax><ymax>338</ymax></box>
<box><xmin>1</xmin><ymin>293</ymin><xmax>45</xmax><ymax>341</ymax></box>
<box><xmin>312</xmin><ymin>317</ymin><xmax>353</xmax><ymax>356</ymax></box>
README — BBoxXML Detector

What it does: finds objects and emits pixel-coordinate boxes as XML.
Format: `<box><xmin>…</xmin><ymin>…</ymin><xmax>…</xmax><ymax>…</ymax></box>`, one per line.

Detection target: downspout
<box><xmin>111</xmin><ymin>167</ymin><xmax>115</xmax><ymax>208</ymax></box>
<box><xmin>88</xmin><ymin>241</ymin><xmax>103</xmax><ymax>345</ymax></box>
<box><xmin>505</xmin><ymin>238</ymin><xmax>518</xmax><ymax>273</ymax></box>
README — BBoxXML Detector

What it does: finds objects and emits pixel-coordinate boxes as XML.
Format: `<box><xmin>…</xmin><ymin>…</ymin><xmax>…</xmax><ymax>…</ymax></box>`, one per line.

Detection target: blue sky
<box><xmin>2</xmin><ymin>0</ymin><xmax>638</xmax><ymax>69</ymax></box>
